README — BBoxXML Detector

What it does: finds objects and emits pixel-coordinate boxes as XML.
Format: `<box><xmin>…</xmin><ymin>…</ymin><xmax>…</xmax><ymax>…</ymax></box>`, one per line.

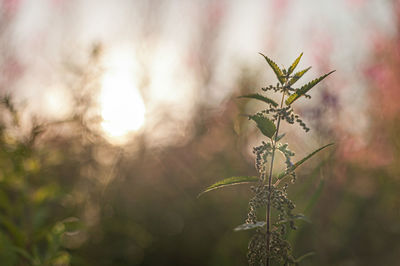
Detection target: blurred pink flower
<box><xmin>2</xmin><ymin>0</ymin><xmax>20</xmax><ymax>16</ymax></box>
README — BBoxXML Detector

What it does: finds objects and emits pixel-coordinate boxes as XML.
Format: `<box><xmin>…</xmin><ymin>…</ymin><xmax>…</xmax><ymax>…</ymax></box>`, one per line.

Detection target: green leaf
<box><xmin>275</xmin><ymin>214</ymin><xmax>311</xmax><ymax>225</ymax></box>
<box><xmin>276</xmin><ymin>133</ymin><xmax>286</xmax><ymax>142</ymax></box>
<box><xmin>288</xmin><ymin>67</ymin><xmax>311</xmax><ymax>87</ymax></box>
<box><xmin>286</xmin><ymin>70</ymin><xmax>335</xmax><ymax>105</ymax></box>
<box><xmin>287</xmin><ymin>53</ymin><xmax>303</xmax><ymax>75</ymax></box>
<box><xmin>238</xmin><ymin>94</ymin><xmax>278</xmax><ymax>107</ymax></box>
<box><xmin>293</xmin><ymin>213</ymin><xmax>311</xmax><ymax>223</ymax></box>
<box><xmin>259</xmin><ymin>53</ymin><xmax>286</xmax><ymax>84</ymax></box>
<box><xmin>277</xmin><ymin>143</ymin><xmax>334</xmax><ymax>180</ymax></box>
<box><xmin>198</xmin><ymin>176</ymin><xmax>259</xmax><ymax>198</ymax></box>
<box><xmin>295</xmin><ymin>252</ymin><xmax>315</xmax><ymax>263</ymax></box>
<box><xmin>234</xmin><ymin>221</ymin><xmax>266</xmax><ymax>231</ymax></box>
<box><xmin>249</xmin><ymin>115</ymin><xmax>276</xmax><ymax>139</ymax></box>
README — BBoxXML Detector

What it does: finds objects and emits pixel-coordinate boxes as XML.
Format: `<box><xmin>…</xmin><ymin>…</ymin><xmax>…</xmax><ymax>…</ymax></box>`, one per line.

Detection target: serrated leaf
<box><xmin>286</xmin><ymin>70</ymin><xmax>335</xmax><ymax>105</ymax></box>
<box><xmin>238</xmin><ymin>94</ymin><xmax>278</xmax><ymax>107</ymax></box>
<box><xmin>285</xmin><ymin>93</ymin><xmax>299</xmax><ymax>105</ymax></box>
<box><xmin>198</xmin><ymin>176</ymin><xmax>259</xmax><ymax>198</ymax></box>
<box><xmin>249</xmin><ymin>115</ymin><xmax>277</xmax><ymax>139</ymax></box>
<box><xmin>259</xmin><ymin>53</ymin><xmax>286</xmax><ymax>84</ymax></box>
<box><xmin>234</xmin><ymin>221</ymin><xmax>266</xmax><ymax>231</ymax></box>
<box><xmin>298</xmin><ymin>70</ymin><xmax>335</xmax><ymax>94</ymax></box>
<box><xmin>288</xmin><ymin>67</ymin><xmax>311</xmax><ymax>87</ymax></box>
<box><xmin>287</xmin><ymin>53</ymin><xmax>303</xmax><ymax>75</ymax></box>
<box><xmin>277</xmin><ymin>143</ymin><xmax>334</xmax><ymax>180</ymax></box>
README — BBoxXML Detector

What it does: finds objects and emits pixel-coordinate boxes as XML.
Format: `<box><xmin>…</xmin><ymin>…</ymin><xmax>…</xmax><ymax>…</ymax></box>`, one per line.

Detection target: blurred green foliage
<box><xmin>0</xmin><ymin>96</ymin><xmax>76</xmax><ymax>265</ymax></box>
<box><xmin>1</xmin><ymin>75</ymin><xmax>400</xmax><ymax>266</ymax></box>
<box><xmin>0</xmin><ymin>40</ymin><xmax>400</xmax><ymax>266</ymax></box>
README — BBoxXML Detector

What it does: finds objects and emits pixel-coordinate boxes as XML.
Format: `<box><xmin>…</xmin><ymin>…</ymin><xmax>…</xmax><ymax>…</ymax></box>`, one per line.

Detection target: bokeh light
<box><xmin>0</xmin><ymin>1</ymin><xmax>399</xmax><ymax>265</ymax></box>
<box><xmin>99</xmin><ymin>47</ymin><xmax>145</xmax><ymax>141</ymax></box>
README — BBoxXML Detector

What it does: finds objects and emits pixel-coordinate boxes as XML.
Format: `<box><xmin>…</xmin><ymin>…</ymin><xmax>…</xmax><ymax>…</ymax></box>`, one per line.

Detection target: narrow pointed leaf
<box><xmin>249</xmin><ymin>115</ymin><xmax>276</xmax><ymax>139</ymax></box>
<box><xmin>285</xmin><ymin>93</ymin><xmax>298</xmax><ymax>106</ymax></box>
<box><xmin>292</xmin><ymin>143</ymin><xmax>334</xmax><ymax>170</ymax></box>
<box><xmin>198</xmin><ymin>176</ymin><xmax>259</xmax><ymax>198</ymax></box>
<box><xmin>238</xmin><ymin>94</ymin><xmax>278</xmax><ymax>107</ymax></box>
<box><xmin>295</xmin><ymin>252</ymin><xmax>315</xmax><ymax>263</ymax></box>
<box><xmin>259</xmin><ymin>53</ymin><xmax>286</xmax><ymax>84</ymax></box>
<box><xmin>276</xmin><ymin>133</ymin><xmax>286</xmax><ymax>142</ymax></box>
<box><xmin>277</xmin><ymin>143</ymin><xmax>334</xmax><ymax>180</ymax></box>
<box><xmin>286</xmin><ymin>70</ymin><xmax>335</xmax><ymax>105</ymax></box>
<box><xmin>234</xmin><ymin>221</ymin><xmax>266</xmax><ymax>231</ymax></box>
<box><xmin>298</xmin><ymin>70</ymin><xmax>336</xmax><ymax>94</ymax></box>
<box><xmin>294</xmin><ymin>213</ymin><xmax>311</xmax><ymax>223</ymax></box>
<box><xmin>287</xmin><ymin>52</ymin><xmax>303</xmax><ymax>75</ymax></box>
<box><xmin>288</xmin><ymin>67</ymin><xmax>311</xmax><ymax>87</ymax></box>
<box><xmin>275</xmin><ymin>213</ymin><xmax>311</xmax><ymax>225</ymax></box>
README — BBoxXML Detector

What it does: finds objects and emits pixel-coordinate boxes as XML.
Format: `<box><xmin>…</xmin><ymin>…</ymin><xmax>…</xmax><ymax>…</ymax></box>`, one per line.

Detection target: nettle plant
<box><xmin>200</xmin><ymin>53</ymin><xmax>334</xmax><ymax>265</ymax></box>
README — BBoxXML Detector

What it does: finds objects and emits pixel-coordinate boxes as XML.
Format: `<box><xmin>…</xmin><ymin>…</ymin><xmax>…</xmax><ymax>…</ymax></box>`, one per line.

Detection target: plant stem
<box><xmin>265</xmin><ymin>87</ymin><xmax>286</xmax><ymax>266</ymax></box>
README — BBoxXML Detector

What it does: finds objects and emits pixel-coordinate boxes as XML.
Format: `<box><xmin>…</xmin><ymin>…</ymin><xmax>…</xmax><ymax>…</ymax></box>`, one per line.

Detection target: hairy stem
<box><xmin>265</xmin><ymin>85</ymin><xmax>286</xmax><ymax>266</ymax></box>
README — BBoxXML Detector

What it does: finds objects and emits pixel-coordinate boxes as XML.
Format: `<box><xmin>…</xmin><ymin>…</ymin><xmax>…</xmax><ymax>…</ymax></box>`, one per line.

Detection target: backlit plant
<box><xmin>200</xmin><ymin>53</ymin><xmax>334</xmax><ymax>265</ymax></box>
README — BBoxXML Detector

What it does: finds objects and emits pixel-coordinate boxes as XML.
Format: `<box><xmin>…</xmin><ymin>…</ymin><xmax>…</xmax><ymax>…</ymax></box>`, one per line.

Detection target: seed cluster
<box><xmin>253</xmin><ymin>141</ymin><xmax>273</xmax><ymax>181</ymax></box>
<box><xmin>269</xmin><ymin>231</ymin><xmax>295</xmax><ymax>265</ymax></box>
<box><xmin>246</xmin><ymin>183</ymin><xmax>268</xmax><ymax>224</ymax></box>
<box><xmin>262</xmin><ymin>83</ymin><xmax>296</xmax><ymax>94</ymax></box>
<box><xmin>248</xmin><ymin>229</ymin><xmax>268</xmax><ymax>266</ymax></box>
<box><xmin>277</xmin><ymin>143</ymin><xmax>295</xmax><ymax>169</ymax></box>
<box><xmin>245</xmin><ymin>137</ymin><xmax>299</xmax><ymax>265</ymax></box>
<box><xmin>272</xmin><ymin>184</ymin><xmax>297</xmax><ymax>233</ymax></box>
<box><xmin>257</xmin><ymin>105</ymin><xmax>310</xmax><ymax>132</ymax></box>
<box><xmin>246</xmin><ymin>183</ymin><xmax>299</xmax><ymax>265</ymax></box>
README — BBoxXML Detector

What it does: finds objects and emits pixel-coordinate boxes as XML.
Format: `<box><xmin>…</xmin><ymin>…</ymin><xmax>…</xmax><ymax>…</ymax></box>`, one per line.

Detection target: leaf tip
<box><xmin>327</xmin><ymin>70</ymin><xmax>336</xmax><ymax>76</ymax></box>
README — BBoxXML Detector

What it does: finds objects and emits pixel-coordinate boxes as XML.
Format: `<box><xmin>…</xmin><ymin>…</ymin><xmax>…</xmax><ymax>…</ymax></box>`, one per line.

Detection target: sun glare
<box><xmin>99</xmin><ymin>48</ymin><xmax>145</xmax><ymax>141</ymax></box>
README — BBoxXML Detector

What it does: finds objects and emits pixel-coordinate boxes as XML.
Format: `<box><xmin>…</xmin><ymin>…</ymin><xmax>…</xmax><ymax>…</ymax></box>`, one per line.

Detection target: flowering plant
<box><xmin>200</xmin><ymin>53</ymin><xmax>334</xmax><ymax>265</ymax></box>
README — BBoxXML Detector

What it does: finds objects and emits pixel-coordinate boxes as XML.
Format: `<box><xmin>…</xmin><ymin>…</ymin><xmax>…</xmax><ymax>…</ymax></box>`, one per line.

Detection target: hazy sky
<box><xmin>0</xmin><ymin>0</ymin><xmax>396</xmax><ymax>144</ymax></box>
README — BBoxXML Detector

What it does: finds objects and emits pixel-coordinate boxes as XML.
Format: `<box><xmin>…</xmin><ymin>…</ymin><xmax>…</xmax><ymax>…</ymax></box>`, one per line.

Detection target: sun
<box><xmin>99</xmin><ymin>48</ymin><xmax>145</xmax><ymax>141</ymax></box>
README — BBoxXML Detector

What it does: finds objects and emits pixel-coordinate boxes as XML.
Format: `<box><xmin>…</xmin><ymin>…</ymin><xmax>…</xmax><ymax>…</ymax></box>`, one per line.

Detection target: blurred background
<box><xmin>0</xmin><ymin>0</ymin><xmax>399</xmax><ymax>265</ymax></box>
